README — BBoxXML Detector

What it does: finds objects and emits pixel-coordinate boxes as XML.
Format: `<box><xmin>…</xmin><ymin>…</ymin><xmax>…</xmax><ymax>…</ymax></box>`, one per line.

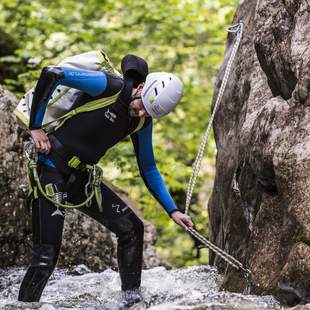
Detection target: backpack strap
<box><xmin>131</xmin><ymin>117</ymin><xmax>145</xmax><ymax>134</ymax></box>
<box><xmin>42</xmin><ymin>90</ymin><xmax>121</xmax><ymax>131</ymax></box>
<box><xmin>97</xmin><ymin>50</ymin><xmax>121</xmax><ymax>76</ymax></box>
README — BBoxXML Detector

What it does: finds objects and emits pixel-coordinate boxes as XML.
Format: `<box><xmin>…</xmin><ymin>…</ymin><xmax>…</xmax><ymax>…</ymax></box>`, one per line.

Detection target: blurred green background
<box><xmin>0</xmin><ymin>0</ymin><xmax>237</xmax><ymax>267</ymax></box>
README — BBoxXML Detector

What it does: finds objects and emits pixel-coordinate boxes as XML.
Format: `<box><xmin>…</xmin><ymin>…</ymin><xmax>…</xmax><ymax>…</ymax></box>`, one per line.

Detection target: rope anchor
<box><xmin>184</xmin><ymin>21</ymin><xmax>250</xmax><ymax>277</ymax></box>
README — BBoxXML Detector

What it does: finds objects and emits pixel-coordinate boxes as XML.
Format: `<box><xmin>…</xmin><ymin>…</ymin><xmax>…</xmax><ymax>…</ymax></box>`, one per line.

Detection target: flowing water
<box><xmin>0</xmin><ymin>265</ymin><xmax>309</xmax><ymax>309</ymax></box>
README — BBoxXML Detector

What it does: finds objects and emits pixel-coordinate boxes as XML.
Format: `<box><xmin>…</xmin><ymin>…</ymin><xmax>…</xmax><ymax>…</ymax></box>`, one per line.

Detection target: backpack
<box><xmin>14</xmin><ymin>50</ymin><xmax>121</xmax><ymax>132</ymax></box>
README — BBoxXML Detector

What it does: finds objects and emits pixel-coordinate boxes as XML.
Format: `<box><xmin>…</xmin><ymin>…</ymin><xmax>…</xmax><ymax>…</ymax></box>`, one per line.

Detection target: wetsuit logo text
<box><xmin>105</xmin><ymin>109</ymin><xmax>117</xmax><ymax>123</ymax></box>
<box><xmin>112</xmin><ymin>204</ymin><xmax>129</xmax><ymax>213</ymax></box>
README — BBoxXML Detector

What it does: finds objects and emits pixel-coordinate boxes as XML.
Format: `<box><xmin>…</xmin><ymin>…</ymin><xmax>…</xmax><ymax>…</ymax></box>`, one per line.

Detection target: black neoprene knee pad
<box><xmin>30</xmin><ymin>244</ymin><xmax>58</xmax><ymax>267</ymax></box>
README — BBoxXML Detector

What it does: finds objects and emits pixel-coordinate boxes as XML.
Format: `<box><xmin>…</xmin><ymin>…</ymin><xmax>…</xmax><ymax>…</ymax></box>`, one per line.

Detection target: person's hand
<box><xmin>30</xmin><ymin>129</ymin><xmax>51</xmax><ymax>154</ymax></box>
<box><xmin>171</xmin><ymin>210</ymin><xmax>194</xmax><ymax>230</ymax></box>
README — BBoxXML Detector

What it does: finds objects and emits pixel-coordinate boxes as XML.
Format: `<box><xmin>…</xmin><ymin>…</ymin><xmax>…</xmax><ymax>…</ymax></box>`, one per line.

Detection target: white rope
<box><xmin>183</xmin><ymin>21</ymin><xmax>250</xmax><ymax>276</ymax></box>
<box><xmin>185</xmin><ymin>21</ymin><xmax>244</xmax><ymax>215</ymax></box>
<box><xmin>187</xmin><ymin>227</ymin><xmax>251</xmax><ymax>275</ymax></box>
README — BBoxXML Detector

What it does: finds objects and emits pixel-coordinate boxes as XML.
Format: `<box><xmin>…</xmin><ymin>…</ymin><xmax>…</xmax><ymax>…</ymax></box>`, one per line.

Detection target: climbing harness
<box><xmin>24</xmin><ymin>141</ymin><xmax>103</xmax><ymax>211</ymax></box>
<box><xmin>183</xmin><ymin>21</ymin><xmax>251</xmax><ymax>279</ymax></box>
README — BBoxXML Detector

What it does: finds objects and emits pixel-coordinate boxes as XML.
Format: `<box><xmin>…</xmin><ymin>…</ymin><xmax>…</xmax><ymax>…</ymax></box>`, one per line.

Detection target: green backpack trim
<box><xmin>97</xmin><ymin>50</ymin><xmax>121</xmax><ymax>76</ymax></box>
<box><xmin>132</xmin><ymin>117</ymin><xmax>145</xmax><ymax>134</ymax></box>
<box><xmin>43</xmin><ymin>90</ymin><xmax>121</xmax><ymax>131</ymax></box>
<box><xmin>14</xmin><ymin>109</ymin><xmax>29</xmax><ymax>127</ymax></box>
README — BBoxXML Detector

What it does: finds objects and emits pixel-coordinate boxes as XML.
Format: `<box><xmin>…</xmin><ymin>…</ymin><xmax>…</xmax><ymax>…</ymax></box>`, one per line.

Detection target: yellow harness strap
<box><xmin>42</xmin><ymin>91</ymin><xmax>121</xmax><ymax>131</ymax></box>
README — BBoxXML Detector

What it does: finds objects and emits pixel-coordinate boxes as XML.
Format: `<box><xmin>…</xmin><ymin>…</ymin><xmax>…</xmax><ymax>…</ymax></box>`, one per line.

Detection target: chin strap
<box><xmin>131</xmin><ymin>96</ymin><xmax>142</xmax><ymax>101</ymax></box>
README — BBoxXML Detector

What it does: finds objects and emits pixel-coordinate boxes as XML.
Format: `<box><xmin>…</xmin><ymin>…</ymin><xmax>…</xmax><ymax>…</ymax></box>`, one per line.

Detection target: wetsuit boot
<box><xmin>116</xmin><ymin>212</ymin><xmax>144</xmax><ymax>291</ymax></box>
<box><xmin>115</xmin><ymin>212</ymin><xmax>144</xmax><ymax>307</ymax></box>
<box><xmin>122</xmin><ymin>288</ymin><xmax>143</xmax><ymax>307</ymax></box>
<box><xmin>18</xmin><ymin>244</ymin><xmax>58</xmax><ymax>302</ymax></box>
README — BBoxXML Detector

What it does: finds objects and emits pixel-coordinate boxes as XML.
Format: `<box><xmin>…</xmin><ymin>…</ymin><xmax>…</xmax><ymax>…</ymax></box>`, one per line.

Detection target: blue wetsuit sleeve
<box><xmin>61</xmin><ymin>67</ymin><xmax>108</xmax><ymax>96</ymax></box>
<box><xmin>30</xmin><ymin>66</ymin><xmax>108</xmax><ymax>129</ymax></box>
<box><xmin>131</xmin><ymin>121</ymin><xmax>178</xmax><ymax>216</ymax></box>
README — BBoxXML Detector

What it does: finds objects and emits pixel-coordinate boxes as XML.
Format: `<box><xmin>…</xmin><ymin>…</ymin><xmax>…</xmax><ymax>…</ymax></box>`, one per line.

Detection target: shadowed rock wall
<box><xmin>208</xmin><ymin>0</ymin><xmax>309</xmax><ymax>306</ymax></box>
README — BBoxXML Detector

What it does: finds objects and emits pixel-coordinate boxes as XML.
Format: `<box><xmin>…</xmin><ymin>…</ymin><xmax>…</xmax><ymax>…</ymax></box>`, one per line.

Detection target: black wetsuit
<box><xmin>18</xmin><ymin>54</ymin><xmax>178</xmax><ymax>302</ymax></box>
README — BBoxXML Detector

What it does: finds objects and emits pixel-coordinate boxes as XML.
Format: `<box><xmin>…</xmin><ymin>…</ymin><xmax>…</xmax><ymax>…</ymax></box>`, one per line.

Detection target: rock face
<box><xmin>0</xmin><ymin>85</ymin><xmax>164</xmax><ymax>271</ymax></box>
<box><xmin>208</xmin><ymin>0</ymin><xmax>309</xmax><ymax>306</ymax></box>
<box><xmin>0</xmin><ymin>85</ymin><xmax>29</xmax><ymax>266</ymax></box>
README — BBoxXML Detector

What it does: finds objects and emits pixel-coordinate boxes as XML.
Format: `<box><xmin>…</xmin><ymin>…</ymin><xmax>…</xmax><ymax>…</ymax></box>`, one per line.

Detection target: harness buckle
<box><xmin>68</xmin><ymin>156</ymin><xmax>81</xmax><ymax>169</ymax></box>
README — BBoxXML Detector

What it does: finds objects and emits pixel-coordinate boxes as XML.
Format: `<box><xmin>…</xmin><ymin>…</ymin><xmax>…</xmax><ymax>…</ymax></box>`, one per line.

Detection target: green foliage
<box><xmin>0</xmin><ymin>0</ymin><xmax>237</xmax><ymax>266</ymax></box>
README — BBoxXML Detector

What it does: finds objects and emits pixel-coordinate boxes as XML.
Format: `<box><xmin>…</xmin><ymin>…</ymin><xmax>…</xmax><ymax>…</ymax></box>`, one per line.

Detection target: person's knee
<box><xmin>18</xmin><ymin>244</ymin><xmax>59</xmax><ymax>302</ymax></box>
<box><xmin>117</xmin><ymin>213</ymin><xmax>144</xmax><ymax>243</ymax></box>
<box><xmin>130</xmin><ymin>214</ymin><xmax>144</xmax><ymax>240</ymax></box>
<box><xmin>31</xmin><ymin>244</ymin><xmax>59</xmax><ymax>269</ymax></box>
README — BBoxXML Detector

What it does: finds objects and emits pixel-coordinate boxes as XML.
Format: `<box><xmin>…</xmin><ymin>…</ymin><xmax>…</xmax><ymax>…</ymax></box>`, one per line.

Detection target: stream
<box><xmin>0</xmin><ymin>265</ymin><xmax>309</xmax><ymax>309</ymax></box>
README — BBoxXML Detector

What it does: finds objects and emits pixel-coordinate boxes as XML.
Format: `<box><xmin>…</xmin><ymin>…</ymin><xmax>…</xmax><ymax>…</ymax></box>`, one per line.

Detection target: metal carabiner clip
<box><xmin>24</xmin><ymin>141</ymin><xmax>37</xmax><ymax>161</ymax></box>
<box><xmin>84</xmin><ymin>170</ymin><xmax>93</xmax><ymax>207</ymax></box>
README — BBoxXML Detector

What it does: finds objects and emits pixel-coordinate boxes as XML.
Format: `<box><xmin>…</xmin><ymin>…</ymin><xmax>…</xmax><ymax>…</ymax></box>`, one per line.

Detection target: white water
<box><xmin>0</xmin><ymin>265</ymin><xmax>309</xmax><ymax>309</ymax></box>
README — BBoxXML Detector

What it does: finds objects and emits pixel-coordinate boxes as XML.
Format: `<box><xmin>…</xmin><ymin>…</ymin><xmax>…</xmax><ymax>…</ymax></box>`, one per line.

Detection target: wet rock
<box><xmin>0</xmin><ymin>85</ymin><xmax>29</xmax><ymax>266</ymax></box>
<box><xmin>68</xmin><ymin>264</ymin><xmax>91</xmax><ymax>275</ymax></box>
<box><xmin>208</xmin><ymin>0</ymin><xmax>309</xmax><ymax>306</ymax></box>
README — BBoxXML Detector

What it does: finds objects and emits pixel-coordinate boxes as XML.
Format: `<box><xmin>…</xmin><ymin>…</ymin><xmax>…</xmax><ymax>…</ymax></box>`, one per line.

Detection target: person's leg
<box><xmin>77</xmin><ymin>181</ymin><xmax>144</xmax><ymax>291</ymax></box>
<box><xmin>18</xmin><ymin>165</ymin><xmax>66</xmax><ymax>302</ymax></box>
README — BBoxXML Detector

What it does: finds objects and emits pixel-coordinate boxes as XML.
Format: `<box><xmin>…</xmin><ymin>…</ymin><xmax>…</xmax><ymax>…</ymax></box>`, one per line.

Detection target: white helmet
<box><xmin>141</xmin><ymin>72</ymin><xmax>184</xmax><ymax>118</ymax></box>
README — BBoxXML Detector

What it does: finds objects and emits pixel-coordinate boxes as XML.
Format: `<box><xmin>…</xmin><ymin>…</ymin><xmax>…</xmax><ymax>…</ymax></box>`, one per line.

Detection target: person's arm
<box><xmin>131</xmin><ymin>121</ymin><xmax>193</xmax><ymax>229</ymax></box>
<box><xmin>29</xmin><ymin>66</ymin><xmax>122</xmax><ymax>154</ymax></box>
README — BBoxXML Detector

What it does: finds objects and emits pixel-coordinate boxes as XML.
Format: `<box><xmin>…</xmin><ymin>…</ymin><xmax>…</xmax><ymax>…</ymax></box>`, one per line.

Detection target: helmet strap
<box><xmin>131</xmin><ymin>95</ymin><xmax>141</xmax><ymax>102</ymax></box>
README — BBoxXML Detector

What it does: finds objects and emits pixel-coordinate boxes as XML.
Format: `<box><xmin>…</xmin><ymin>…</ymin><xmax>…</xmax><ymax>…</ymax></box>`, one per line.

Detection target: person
<box><xmin>17</xmin><ymin>53</ymin><xmax>194</xmax><ymax>306</ymax></box>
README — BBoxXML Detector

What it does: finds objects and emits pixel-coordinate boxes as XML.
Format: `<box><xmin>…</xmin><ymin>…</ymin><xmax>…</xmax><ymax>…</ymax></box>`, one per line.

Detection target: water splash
<box><xmin>0</xmin><ymin>265</ymin><xmax>309</xmax><ymax>309</ymax></box>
